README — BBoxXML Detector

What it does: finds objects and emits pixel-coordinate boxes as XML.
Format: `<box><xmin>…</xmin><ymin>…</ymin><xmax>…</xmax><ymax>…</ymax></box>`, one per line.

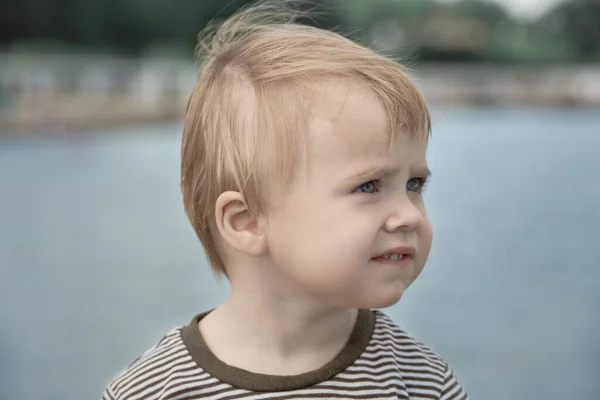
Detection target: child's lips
<box><xmin>372</xmin><ymin>254</ymin><xmax>412</xmax><ymax>267</ymax></box>
<box><xmin>371</xmin><ymin>245</ymin><xmax>415</xmax><ymax>267</ymax></box>
<box><xmin>374</xmin><ymin>245</ymin><xmax>416</xmax><ymax>258</ymax></box>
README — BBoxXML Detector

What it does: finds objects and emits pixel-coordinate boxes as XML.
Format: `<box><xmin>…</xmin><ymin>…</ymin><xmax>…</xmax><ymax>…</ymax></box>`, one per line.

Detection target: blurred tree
<box><xmin>335</xmin><ymin>0</ymin><xmax>434</xmax><ymax>54</ymax></box>
<box><xmin>0</xmin><ymin>0</ymin><xmax>257</xmax><ymax>54</ymax></box>
<box><xmin>1</xmin><ymin>0</ymin><xmax>597</xmax><ymax>63</ymax></box>
<box><xmin>1</xmin><ymin>0</ymin><xmax>343</xmax><ymax>56</ymax></box>
<box><xmin>451</xmin><ymin>0</ymin><xmax>508</xmax><ymax>26</ymax></box>
<box><xmin>554</xmin><ymin>0</ymin><xmax>600</xmax><ymax>61</ymax></box>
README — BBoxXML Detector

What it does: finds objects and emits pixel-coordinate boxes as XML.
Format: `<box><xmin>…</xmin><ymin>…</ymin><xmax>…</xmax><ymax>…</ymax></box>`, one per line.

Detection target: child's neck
<box><xmin>199</xmin><ymin>288</ymin><xmax>359</xmax><ymax>376</ymax></box>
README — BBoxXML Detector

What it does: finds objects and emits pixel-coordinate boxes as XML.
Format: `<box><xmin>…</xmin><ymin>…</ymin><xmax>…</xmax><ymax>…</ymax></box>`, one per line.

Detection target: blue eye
<box><xmin>407</xmin><ymin>177</ymin><xmax>427</xmax><ymax>193</ymax></box>
<box><xmin>355</xmin><ymin>180</ymin><xmax>379</xmax><ymax>194</ymax></box>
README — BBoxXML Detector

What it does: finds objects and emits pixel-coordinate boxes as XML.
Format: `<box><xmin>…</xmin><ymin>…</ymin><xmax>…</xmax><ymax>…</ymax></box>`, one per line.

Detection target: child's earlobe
<box><xmin>215</xmin><ymin>191</ymin><xmax>267</xmax><ymax>257</ymax></box>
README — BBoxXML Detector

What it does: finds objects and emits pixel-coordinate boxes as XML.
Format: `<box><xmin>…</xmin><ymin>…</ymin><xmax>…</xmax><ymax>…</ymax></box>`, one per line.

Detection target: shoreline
<box><xmin>1</xmin><ymin>55</ymin><xmax>599</xmax><ymax>135</ymax></box>
<box><xmin>3</xmin><ymin>103</ymin><xmax>598</xmax><ymax>140</ymax></box>
<box><xmin>2</xmin><ymin>96</ymin><xmax>598</xmax><ymax>137</ymax></box>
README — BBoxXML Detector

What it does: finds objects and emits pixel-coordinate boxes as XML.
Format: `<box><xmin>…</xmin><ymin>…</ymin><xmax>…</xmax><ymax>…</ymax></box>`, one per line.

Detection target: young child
<box><xmin>102</xmin><ymin>1</ymin><xmax>469</xmax><ymax>399</ymax></box>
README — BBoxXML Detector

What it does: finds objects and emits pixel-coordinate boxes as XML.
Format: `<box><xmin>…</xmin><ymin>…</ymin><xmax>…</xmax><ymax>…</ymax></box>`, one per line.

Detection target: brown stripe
<box><xmin>442</xmin><ymin>379</ymin><xmax>459</xmax><ymax>396</ymax></box>
<box><xmin>333</xmin><ymin>371</ymin><xmax>443</xmax><ymax>386</ymax></box>
<box><xmin>271</xmin><ymin>391</ymin><xmax>400</xmax><ymax>400</ymax></box>
<box><xmin>165</xmin><ymin>380</ymin><xmax>235</xmax><ymax>399</ymax></box>
<box><xmin>361</xmin><ymin>351</ymin><xmax>444</xmax><ymax>362</ymax></box>
<box><xmin>351</xmin><ymin>359</ymin><xmax>446</xmax><ymax>374</ymax></box>
<box><xmin>406</xmin><ymin>390</ymin><xmax>439</xmax><ymax>400</ymax></box>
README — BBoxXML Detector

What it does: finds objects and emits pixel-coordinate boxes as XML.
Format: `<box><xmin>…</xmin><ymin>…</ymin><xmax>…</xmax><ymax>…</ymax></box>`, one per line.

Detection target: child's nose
<box><xmin>383</xmin><ymin>198</ymin><xmax>423</xmax><ymax>233</ymax></box>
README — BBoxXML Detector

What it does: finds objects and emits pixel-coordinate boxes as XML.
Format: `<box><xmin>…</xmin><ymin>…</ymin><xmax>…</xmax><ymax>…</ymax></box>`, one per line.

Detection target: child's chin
<box><xmin>357</xmin><ymin>290</ymin><xmax>405</xmax><ymax>310</ymax></box>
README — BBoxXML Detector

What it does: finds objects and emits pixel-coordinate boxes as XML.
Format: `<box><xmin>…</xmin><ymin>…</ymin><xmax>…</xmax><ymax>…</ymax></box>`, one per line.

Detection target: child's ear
<box><xmin>215</xmin><ymin>191</ymin><xmax>267</xmax><ymax>257</ymax></box>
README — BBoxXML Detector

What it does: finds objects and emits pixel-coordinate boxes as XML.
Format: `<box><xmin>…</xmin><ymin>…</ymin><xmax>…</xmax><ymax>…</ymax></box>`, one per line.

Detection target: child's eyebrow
<box><xmin>340</xmin><ymin>166</ymin><xmax>398</xmax><ymax>186</ymax></box>
<box><xmin>413</xmin><ymin>166</ymin><xmax>432</xmax><ymax>178</ymax></box>
<box><xmin>341</xmin><ymin>165</ymin><xmax>432</xmax><ymax>186</ymax></box>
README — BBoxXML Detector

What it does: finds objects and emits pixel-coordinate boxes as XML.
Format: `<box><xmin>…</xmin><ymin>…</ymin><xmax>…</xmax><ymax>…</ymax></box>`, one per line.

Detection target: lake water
<box><xmin>1</xmin><ymin>107</ymin><xmax>599</xmax><ymax>400</ymax></box>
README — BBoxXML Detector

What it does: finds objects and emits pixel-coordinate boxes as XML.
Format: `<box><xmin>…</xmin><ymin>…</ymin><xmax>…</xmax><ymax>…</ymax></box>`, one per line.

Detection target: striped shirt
<box><xmin>102</xmin><ymin>309</ymin><xmax>469</xmax><ymax>399</ymax></box>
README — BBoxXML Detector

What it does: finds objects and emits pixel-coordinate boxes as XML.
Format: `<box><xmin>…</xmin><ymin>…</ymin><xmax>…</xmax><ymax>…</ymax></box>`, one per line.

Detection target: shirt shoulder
<box><xmin>364</xmin><ymin>311</ymin><xmax>470</xmax><ymax>400</ymax></box>
<box><xmin>101</xmin><ymin>326</ymin><xmax>204</xmax><ymax>400</ymax></box>
<box><xmin>371</xmin><ymin>310</ymin><xmax>447</xmax><ymax>366</ymax></box>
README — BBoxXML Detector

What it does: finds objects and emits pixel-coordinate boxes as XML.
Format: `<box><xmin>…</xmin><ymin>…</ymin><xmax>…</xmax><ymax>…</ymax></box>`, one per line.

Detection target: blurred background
<box><xmin>0</xmin><ymin>0</ymin><xmax>599</xmax><ymax>399</ymax></box>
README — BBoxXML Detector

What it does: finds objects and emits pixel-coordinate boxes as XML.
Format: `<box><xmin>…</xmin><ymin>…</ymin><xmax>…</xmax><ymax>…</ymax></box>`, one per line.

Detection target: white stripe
<box><xmin>353</xmin><ymin>352</ymin><xmax>445</xmax><ymax>370</ymax></box>
<box><xmin>314</xmin><ymin>375</ymin><xmax>404</xmax><ymax>388</ymax></box>
<box><xmin>214</xmin><ymin>386</ymin><xmax>398</xmax><ymax>400</ymax></box>
<box><xmin>441</xmin><ymin>380</ymin><xmax>463</xmax><ymax>400</ymax></box>
<box><xmin>159</xmin><ymin>375</ymin><xmax>222</xmax><ymax>399</ymax></box>
<box><xmin>347</xmin><ymin>363</ymin><xmax>444</xmax><ymax>375</ymax></box>
<box><xmin>407</xmin><ymin>386</ymin><xmax>441</xmax><ymax>397</ymax></box>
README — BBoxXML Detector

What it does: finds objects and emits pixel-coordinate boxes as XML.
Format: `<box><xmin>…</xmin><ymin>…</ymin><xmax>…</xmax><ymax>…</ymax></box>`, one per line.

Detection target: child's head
<box><xmin>181</xmin><ymin>1</ymin><xmax>432</xmax><ymax>308</ymax></box>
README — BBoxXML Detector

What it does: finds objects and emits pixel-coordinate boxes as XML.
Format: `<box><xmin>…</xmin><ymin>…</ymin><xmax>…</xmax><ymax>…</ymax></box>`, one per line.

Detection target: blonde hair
<box><xmin>181</xmin><ymin>0</ymin><xmax>431</xmax><ymax>276</ymax></box>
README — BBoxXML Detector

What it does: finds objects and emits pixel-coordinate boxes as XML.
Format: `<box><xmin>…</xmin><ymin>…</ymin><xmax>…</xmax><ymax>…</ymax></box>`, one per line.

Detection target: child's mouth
<box><xmin>372</xmin><ymin>253</ymin><xmax>412</xmax><ymax>266</ymax></box>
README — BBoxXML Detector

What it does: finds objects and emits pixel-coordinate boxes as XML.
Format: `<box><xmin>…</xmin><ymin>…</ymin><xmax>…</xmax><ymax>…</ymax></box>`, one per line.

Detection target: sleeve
<box><xmin>98</xmin><ymin>331</ymin><xmax>173</xmax><ymax>400</ymax></box>
<box><xmin>101</xmin><ymin>385</ymin><xmax>117</xmax><ymax>400</ymax></box>
<box><xmin>440</xmin><ymin>364</ymin><xmax>469</xmax><ymax>400</ymax></box>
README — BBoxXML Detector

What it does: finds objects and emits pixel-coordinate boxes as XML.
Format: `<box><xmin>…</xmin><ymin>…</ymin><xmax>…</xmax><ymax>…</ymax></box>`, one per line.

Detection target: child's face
<box><xmin>263</xmin><ymin>79</ymin><xmax>432</xmax><ymax>309</ymax></box>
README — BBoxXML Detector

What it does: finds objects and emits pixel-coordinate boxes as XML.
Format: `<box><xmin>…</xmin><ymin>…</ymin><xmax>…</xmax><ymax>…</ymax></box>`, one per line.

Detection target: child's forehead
<box><xmin>298</xmin><ymin>77</ymin><xmax>429</xmax><ymax>181</ymax></box>
<box><xmin>307</xmin><ymin>78</ymin><xmax>396</xmax><ymax>156</ymax></box>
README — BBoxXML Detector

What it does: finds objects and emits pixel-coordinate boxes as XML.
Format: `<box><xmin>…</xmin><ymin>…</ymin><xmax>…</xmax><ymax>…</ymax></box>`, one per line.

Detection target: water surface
<box><xmin>1</xmin><ymin>108</ymin><xmax>599</xmax><ymax>400</ymax></box>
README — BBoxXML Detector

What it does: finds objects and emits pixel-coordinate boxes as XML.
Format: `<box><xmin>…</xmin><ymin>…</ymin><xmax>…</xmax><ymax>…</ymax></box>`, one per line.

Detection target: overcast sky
<box><xmin>440</xmin><ymin>0</ymin><xmax>569</xmax><ymax>20</ymax></box>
